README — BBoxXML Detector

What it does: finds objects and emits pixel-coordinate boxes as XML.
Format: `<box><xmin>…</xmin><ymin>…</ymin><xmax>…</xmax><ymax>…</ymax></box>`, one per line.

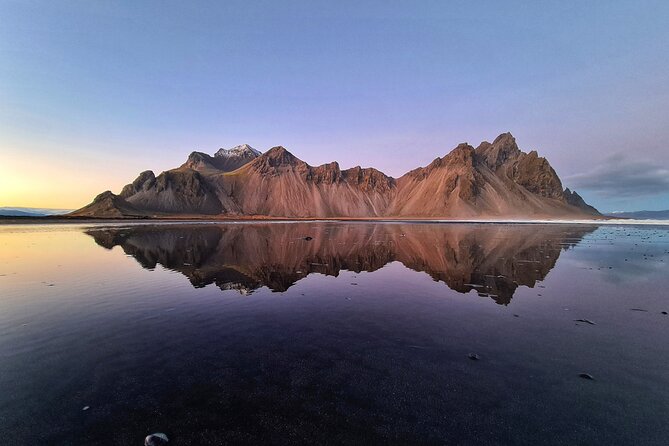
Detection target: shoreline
<box><xmin>1</xmin><ymin>216</ymin><xmax>667</xmax><ymax>226</ymax></box>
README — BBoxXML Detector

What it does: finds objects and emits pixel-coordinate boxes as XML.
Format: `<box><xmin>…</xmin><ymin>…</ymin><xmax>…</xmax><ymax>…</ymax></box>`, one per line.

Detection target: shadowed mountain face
<box><xmin>72</xmin><ymin>134</ymin><xmax>600</xmax><ymax>218</ymax></box>
<box><xmin>86</xmin><ymin>223</ymin><xmax>595</xmax><ymax>304</ymax></box>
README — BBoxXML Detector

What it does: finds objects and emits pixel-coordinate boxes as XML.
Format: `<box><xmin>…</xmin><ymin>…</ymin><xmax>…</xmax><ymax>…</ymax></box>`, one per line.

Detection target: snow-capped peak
<box><xmin>214</xmin><ymin>144</ymin><xmax>261</xmax><ymax>158</ymax></box>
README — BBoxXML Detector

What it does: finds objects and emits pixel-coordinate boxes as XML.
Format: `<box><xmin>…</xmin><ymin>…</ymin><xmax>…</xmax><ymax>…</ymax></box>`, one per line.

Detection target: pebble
<box><xmin>467</xmin><ymin>353</ymin><xmax>480</xmax><ymax>361</ymax></box>
<box><xmin>145</xmin><ymin>433</ymin><xmax>169</xmax><ymax>446</ymax></box>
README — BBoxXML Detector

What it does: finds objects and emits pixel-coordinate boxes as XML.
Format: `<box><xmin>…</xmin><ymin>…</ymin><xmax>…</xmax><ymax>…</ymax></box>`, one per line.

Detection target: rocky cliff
<box><xmin>71</xmin><ymin>134</ymin><xmax>600</xmax><ymax>219</ymax></box>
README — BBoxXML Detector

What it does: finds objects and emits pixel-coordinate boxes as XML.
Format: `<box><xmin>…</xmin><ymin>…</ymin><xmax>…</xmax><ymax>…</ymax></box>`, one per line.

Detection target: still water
<box><xmin>1</xmin><ymin>222</ymin><xmax>668</xmax><ymax>445</ymax></box>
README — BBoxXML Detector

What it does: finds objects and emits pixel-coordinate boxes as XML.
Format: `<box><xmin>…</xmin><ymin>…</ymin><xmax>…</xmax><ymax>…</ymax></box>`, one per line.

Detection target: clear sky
<box><xmin>1</xmin><ymin>0</ymin><xmax>668</xmax><ymax>212</ymax></box>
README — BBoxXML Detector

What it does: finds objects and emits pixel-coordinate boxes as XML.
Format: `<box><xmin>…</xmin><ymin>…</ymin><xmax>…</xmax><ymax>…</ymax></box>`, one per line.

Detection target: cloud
<box><xmin>565</xmin><ymin>154</ymin><xmax>669</xmax><ymax>198</ymax></box>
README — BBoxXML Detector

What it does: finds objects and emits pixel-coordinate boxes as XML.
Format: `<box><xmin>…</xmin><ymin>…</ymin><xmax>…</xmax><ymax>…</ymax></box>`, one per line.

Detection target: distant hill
<box><xmin>71</xmin><ymin>132</ymin><xmax>600</xmax><ymax>219</ymax></box>
<box><xmin>0</xmin><ymin>207</ymin><xmax>72</xmax><ymax>217</ymax></box>
<box><xmin>606</xmin><ymin>210</ymin><xmax>669</xmax><ymax>220</ymax></box>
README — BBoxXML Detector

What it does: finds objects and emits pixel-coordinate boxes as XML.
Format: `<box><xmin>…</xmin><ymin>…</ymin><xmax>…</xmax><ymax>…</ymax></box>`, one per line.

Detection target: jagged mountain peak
<box><xmin>264</xmin><ymin>145</ymin><xmax>290</xmax><ymax>156</ymax></box>
<box><xmin>215</xmin><ymin>144</ymin><xmax>261</xmax><ymax>158</ymax></box>
<box><xmin>182</xmin><ymin>151</ymin><xmax>215</xmax><ymax>171</ymax></box>
<box><xmin>476</xmin><ymin>132</ymin><xmax>522</xmax><ymax>170</ymax></box>
<box><xmin>94</xmin><ymin>190</ymin><xmax>115</xmax><ymax>202</ymax></box>
<box><xmin>492</xmin><ymin>131</ymin><xmax>516</xmax><ymax>146</ymax></box>
<box><xmin>120</xmin><ymin>170</ymin><xmax>156</xmax><ymax>198</ymax></box>
<box><xmin>188</xmin><ymin>150</ymin><xmax>209</xmax><ymax>158</ymax></box>
<box><xmin>74</xmin><ymin>190</ymin><xmax>141</xmax><ymax>218</ymax></box>
<box><xmin>181</xmin><ymin>144</ymin><xmax>261</xmax><ymax>173</ymax></box>
<box><xmin>564</xmin><ymin>188</ymin><xmax>599</xmax><ymax>215</ymax></box>
<box><xmin>446</xmin><ymin>143</ymin><xmax>476</xmax><ymax>162</ymax></box>
<box><xmin>403</xmin><ymin>143</ymin><xmax>476</xmax><ymax>179</ymax></box>
<box><xmin>72</xmin><ymin>133</ymin><xmax>601</xmax><ymax>219</ymax></box>
<box><xmin>261</xmin><ymin>146</ymin><xmax>301</xmax><ymax>165</ymax></box>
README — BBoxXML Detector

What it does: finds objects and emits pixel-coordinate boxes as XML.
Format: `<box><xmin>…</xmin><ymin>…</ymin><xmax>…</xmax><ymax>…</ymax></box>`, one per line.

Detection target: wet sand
<box><xmin>1</xmin><ymin>222</ymin><xmax>668</xmax><ymax>445</ymax></box>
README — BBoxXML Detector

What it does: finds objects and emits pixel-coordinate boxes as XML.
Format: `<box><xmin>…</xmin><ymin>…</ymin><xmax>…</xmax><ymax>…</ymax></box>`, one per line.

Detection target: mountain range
<box><xmin>71</xmin><ymin>133</ymin><xmax>600</xmax><ymax>219</ymax></box>
<box><xmin>605</xmin><ymin>210</ymin><xmax>669</xmax><ymax>220</ymax></box>
<box><xmin>0</xmin><ymin>207</ymin><xmax>72</xmax><ymax>217</ymax></box>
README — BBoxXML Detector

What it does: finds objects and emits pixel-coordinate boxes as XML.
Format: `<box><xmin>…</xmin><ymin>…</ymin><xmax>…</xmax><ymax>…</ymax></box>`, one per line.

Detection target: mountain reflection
<box><xmin>86</xmin><ymin>223</ymin><xmax>594</xmax><ymax>304</ymax></box>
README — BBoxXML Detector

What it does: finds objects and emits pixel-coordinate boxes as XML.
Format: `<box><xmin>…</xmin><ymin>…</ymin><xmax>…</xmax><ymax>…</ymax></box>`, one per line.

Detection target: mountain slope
<box><xmin>389</xmin><ymin>133</ymin><xmax>598</xmax><ymax>218</ymax></box>
<box><xmin>71</xmin><ymin>191</ymin><xmax>144</xmax><ymax>218</ymax></box>
<box><xmin>0</xmin><ymin>207</ymin><xmax>73</xmax><ymax>217</ymax></box>
<box><xmin>215</xmin><ymin>146</ymin><xmax>396</xmax><ymax>217</ymax></box>
<box><xmin>71</xmin><ymin>135</ymin><xmax>600</xmax><ymax>219</ymax></box>
<box><xmin>605</xmin><ymin>210</ymin><xmax>669</xmax><ymax>220</ymax></box>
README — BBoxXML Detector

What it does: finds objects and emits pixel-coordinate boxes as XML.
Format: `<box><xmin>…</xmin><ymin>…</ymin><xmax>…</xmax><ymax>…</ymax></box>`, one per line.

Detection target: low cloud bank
<box><xmin>566</xmin><ymin>154</ymin><xmax>669</xmax><ymax>198</ymax></box>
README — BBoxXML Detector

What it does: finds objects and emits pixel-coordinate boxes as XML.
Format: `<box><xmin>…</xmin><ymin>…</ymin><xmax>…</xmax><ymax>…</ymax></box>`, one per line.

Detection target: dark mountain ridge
<box><xmin>72</xmin><ymin>133</ymin><xmax>600</xmax><ymax>219</ymax></box>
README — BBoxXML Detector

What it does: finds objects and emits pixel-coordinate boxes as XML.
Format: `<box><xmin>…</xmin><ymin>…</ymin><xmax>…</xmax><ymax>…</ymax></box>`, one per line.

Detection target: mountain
<box><xmin>181</xmin><ymin>144</ymin><xmax>261</xmax><ymax>173</ymax></box>
<box><xmin>0</xmin><ymin>209</ymin><xmax>45</xmax><ymax>217</ymax></box>
<box><xmin>71</xmin><ymin>134</ymin><xmax>600</xmax><ymax>219</ymax></box>
<box><xmin>605</xmin><ymin>210</ymin><xmax>669</xmax><ymax>220</ymax></box>
<box><xmin>72</xmin><ymin>191</ymin><xmax>144</xmax><ymax>218</ymax></box>
<box><xmin>0</xmin><ymin>207</ymin><xmax>73</xmax><ymax>217</ymax></box>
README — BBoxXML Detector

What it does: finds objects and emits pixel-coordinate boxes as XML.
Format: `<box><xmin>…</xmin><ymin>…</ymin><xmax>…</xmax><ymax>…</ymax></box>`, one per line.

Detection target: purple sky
<box><xmin>1</xmin><ymin>1</ymin><xmax>668</xmax><ymax>211</ymax></box>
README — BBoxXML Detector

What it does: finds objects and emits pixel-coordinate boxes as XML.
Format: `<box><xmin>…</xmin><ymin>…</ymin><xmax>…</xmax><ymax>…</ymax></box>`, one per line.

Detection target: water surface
<box><xmin>1</xmin><ymin>222</ymin><xmax>668</xmax><ymax>445</ymax></box>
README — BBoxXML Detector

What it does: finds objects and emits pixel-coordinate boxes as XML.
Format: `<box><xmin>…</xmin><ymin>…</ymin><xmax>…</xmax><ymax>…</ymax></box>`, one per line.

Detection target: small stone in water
<box><xmin>467</xmin><ymin>353</ymin><xmax>480</xmax><ymax>360</ymax></box>
<box><xmin>145</xmin><ymin>433</ymin><xmax>169</xmax><ymax>446</ymax></box>
<box><xmin>578</xmin><ymin>373</ymin><xmax>594</xmax><ymax>380</ymax></box>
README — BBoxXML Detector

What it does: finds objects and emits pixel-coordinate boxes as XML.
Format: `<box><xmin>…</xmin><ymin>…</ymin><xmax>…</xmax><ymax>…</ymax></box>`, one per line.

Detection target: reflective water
<box><xmin>1</xmin><ymin>222</ymin><xmax>668</xmax><ymax>445</ymax></box>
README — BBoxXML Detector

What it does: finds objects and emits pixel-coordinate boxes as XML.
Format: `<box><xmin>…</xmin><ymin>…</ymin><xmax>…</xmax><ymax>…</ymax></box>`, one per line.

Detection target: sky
<box><xmin>1</xmin><ymin>0</ymin><xmax>668</xmax><ymax>212</ymax></box>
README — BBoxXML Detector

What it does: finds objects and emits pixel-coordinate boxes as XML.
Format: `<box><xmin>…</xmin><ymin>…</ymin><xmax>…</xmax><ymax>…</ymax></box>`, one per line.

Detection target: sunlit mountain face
<box><xmin>72</xmin><ymin>134</ymin><xmax>600</xmax><ymax>219</ymax></box>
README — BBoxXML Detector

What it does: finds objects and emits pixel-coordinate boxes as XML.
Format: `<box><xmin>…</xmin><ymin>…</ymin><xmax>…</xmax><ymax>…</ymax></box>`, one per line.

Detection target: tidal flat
<box><xmin>1</xmin><ymin>222</ymin><xmax>668</xmax><ymax>445</ymax></box>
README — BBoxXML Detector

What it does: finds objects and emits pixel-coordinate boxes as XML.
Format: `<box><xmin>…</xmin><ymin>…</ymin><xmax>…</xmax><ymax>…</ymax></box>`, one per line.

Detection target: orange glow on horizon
<box><xmin>0</xmin><ymin>146</ymin><xmax>136</xmax><ymax>209</ymax></box>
